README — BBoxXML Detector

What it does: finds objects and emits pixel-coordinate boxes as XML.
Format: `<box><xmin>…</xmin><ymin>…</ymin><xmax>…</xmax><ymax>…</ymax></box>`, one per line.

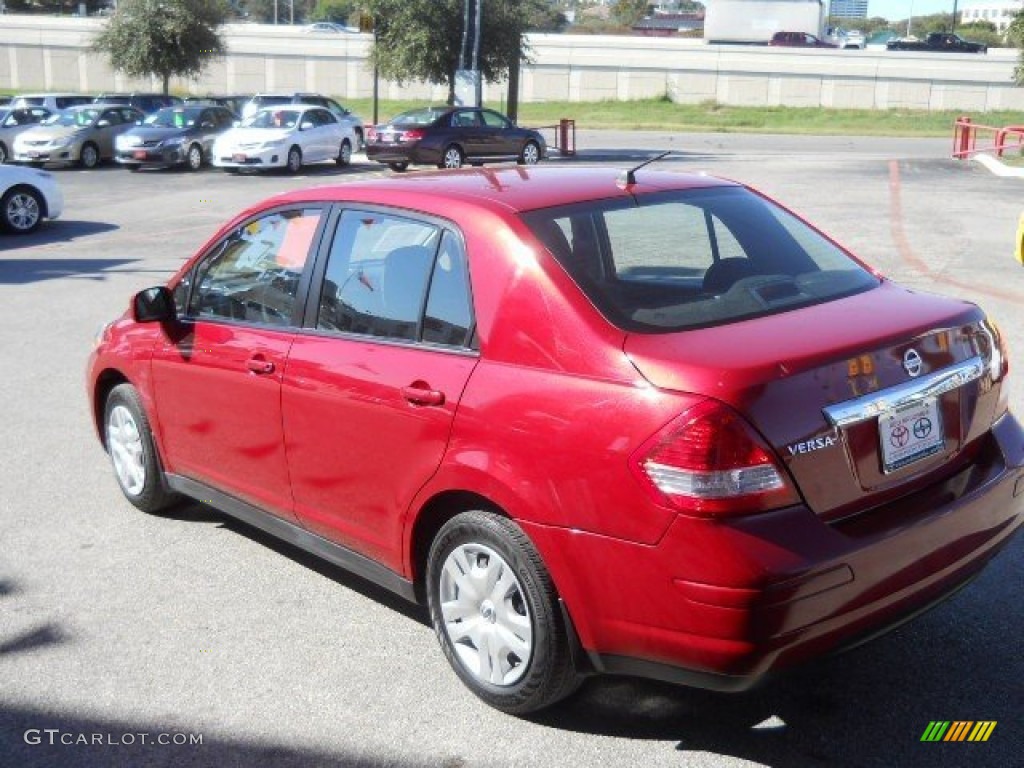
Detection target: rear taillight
<box><xmin>630</xmin><ymin>399</ymin><xmax>800</xmax><ymax>517</ymax></box>
<box><xmin>980</xmin><ymin>319</ymin><xmax>1010</xmax><ymax>416</ymax></box>
<box><xmin>366</xmin><ymin>126</ymin><xmax>378</xmax><ymax>141</ymax></box>
<box><xmin>400</xmin><ymin>129</ymin><xmax>425</xmax><ymax>142</ymax></box>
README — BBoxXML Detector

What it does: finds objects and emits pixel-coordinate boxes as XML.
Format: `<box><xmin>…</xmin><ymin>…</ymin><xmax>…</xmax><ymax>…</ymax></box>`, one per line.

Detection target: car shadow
<box><xmin>0</xmin><ymin>704</ymin><xmax>437</xmax><ymax>768</ymax></box>
<box><xmin>159</xmin><ymin>499</ymin><xmax>430</xmax><ymax>627</ymax></box>
<box><xmin>0</xmin><ymin>220</ymin><xmax>119</xmax><ymax>251</ymax></box>
<box><xmin>0</xmin><ymin>256</ymin><xmax>141</xmax><ymax>284</ymax></box>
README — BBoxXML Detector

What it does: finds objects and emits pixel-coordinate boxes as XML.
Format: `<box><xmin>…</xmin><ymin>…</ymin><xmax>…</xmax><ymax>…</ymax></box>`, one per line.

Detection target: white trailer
<box><xmin>703</xmin><ymin>0</ymin><xmax>826</xmax><ymax>44</ymax></box>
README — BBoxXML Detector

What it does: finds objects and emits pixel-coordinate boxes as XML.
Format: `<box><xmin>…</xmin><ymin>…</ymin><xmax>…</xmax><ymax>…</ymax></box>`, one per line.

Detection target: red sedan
<box><xmin>87</xmin><ymin>166</ymin><xmax>1023</xmax><ymax>714</ymax></box>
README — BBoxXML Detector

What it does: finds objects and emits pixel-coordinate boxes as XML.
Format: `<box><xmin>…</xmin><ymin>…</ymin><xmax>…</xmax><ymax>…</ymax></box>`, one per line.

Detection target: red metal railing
<box><xmin>952</xmin><ymin>116</ymin><xmax>1024</xmax><ymax>160</ymax></box>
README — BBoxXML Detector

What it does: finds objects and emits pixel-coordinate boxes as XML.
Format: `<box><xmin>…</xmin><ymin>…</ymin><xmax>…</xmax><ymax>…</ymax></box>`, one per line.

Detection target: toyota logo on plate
<box><xmin>903</xmin><ymin>349</ymin><xmax>923</xmax><ymax>378</ymax></box>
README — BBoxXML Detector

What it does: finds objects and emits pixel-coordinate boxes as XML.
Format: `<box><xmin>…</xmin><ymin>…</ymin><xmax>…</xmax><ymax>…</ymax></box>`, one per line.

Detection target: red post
<box><xmin>955</xmin><ymin>116</ymin><xmax>972</xmax><ymax>159</ymax></box>
<box><xmin>558</xmin><ymin>119</ymin><xmax>576</xmax><ymax>157</ymax></box>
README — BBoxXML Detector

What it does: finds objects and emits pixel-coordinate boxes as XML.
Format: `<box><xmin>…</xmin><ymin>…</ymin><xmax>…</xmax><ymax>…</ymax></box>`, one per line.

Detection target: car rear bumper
<box><xmin>523</xmin><ymin>411</ymin><xmax>1024</xmax><ymax>690</ymax></box>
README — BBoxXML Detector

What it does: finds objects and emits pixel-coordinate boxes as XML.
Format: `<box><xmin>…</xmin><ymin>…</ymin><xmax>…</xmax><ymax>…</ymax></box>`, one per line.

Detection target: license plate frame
<box><xmin>133</xmin><ymin>150</ymin><xmax>147</xmax><ymax>160</ymax></box>
<box><xmin>231</xmin><ymin>153</ymin><xmax>247</xmax><ymax>163</ymax></box>
<box><xmin>879</xmin><ymin>397</ymin><xmax>943</xmax><ymax>473</ymax></box>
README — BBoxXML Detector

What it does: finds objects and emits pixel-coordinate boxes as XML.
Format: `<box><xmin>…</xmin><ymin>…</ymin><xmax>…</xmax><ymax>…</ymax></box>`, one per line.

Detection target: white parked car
<box><xmin>212</xmin><ymin>105</ymin><xmax>356</xmax><ymax>173</ymax></box>
<box><xmin>0</xmin><ymin>164</ymin><xmax>63</xmax><ymax>234</ymax></box>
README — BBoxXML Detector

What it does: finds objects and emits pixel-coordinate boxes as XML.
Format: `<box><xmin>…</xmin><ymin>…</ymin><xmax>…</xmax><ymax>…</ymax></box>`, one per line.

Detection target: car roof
<box><xmin>257</xmin><ymin>167</ymin><xmax>739</xmax><ymax>217</ymax></box>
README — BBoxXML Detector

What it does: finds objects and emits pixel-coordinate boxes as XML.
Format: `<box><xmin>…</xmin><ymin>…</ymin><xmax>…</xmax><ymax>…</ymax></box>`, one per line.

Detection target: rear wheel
<box><xmin>426</xmin><ymin>510</ymin><xmax>581</xmax><ymax>714</ymax></box>
<box><xmin>79</xmin><ymin>142</ymin><xmax>100</xmax><ymax>169</ymax></box>
<box><xmin>103</xmin><ymin>383</ymin><xmax>179</xmax><ymax>513</ymax></box>
<box><xmin>286</xmin><ymin>145</ymin><xmax>302</xmax><ymax>173</ymax></box>
<box><xmin>186</xmin><ymin>143</ymin><xmax>203</xmax><ymax>171</ymax></box>
<box><xmin>518</xmin><ymin>140</ymin><xmax>541</xmax><ymax>166</ymax></box>
<box><xmin>1</xmin><ymin>186</ymin><xmax>43</xmax><ymax>234</ymax></box>
<box><xmin>388</xmin><ymin>162</ymin><xmax>409</xmax><ymax>172</ymax></box>
<box><xmin>0</xmin><ymin>142</ymin><xmax>8</xmax><ymax>164</ymax></box>
<box><xmin>440</xmin><ymin>145</ymin><xmax>464</xmax><ymax>169</ymax></box>
<box><xmin>336</xmin><ymin>138</ymin><xmax>352</xmax><ymax>166</ymax></box>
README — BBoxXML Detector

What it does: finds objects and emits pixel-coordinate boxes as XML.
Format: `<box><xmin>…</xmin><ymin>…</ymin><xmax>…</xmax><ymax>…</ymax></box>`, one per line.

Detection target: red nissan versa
<box><xmin>87</xmin><ymin>167</ymin><xmax>1024</xmax><ymax>714</ymax></box>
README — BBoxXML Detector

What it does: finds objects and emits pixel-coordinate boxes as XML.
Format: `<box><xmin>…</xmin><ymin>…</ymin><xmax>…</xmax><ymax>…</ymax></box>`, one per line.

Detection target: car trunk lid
<box><xmin>623</xmin><ymin>282</ymin><xmax>999</xmax><ymax>521</ymax></box>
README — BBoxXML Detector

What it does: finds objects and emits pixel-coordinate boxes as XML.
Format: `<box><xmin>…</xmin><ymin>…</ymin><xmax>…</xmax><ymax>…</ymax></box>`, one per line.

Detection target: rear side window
<box><xmin>521</xmin><ymin>186</ymin><xmax>878</xmax><ymax>333</ymax></box>
<box><xmin>317</xmin><ymin>211</ymin><xmax>474</xmax><ymax>347</ymax></box>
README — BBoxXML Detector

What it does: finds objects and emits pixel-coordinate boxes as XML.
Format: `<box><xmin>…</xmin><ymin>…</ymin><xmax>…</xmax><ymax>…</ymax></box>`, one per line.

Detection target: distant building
<box><xmin>959</xmin><ymin>0</ymin><xmax>1023</xmax><ymax>33</ymax></box>
<box><xmin>830</xmin><ymin>0</ymin><xmax>868</xmax><ymax>19</ymax></box>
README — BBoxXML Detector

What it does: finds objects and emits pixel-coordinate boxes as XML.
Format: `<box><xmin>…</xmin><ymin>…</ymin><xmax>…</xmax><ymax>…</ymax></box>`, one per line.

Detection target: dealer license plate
<box><xmin>879</xmin><ymin>397</ymin><xmax>943</xmax><ymax>473</ymax></box>
<box><xmin>133</xmin><ymin>150</ymin><xmax>147</xmax><ymax>159</ymax></box>
<box><xmin>232</xmin><ymin>153</ymin><xmax>247</xmax><ymax>163</ymax></box>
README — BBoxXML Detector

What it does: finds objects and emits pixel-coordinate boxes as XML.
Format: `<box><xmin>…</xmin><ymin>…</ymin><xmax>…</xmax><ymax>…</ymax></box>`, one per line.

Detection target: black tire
<box><xmin>518</xmin><ymin>140</ymin><xmax>541</xmax><ymax>166</ymax></box>
<box><xmin>79</xmin><ymin>142</ymin><xmax>100</xmax><ymax>169</ymax></box>
<box><xmin>335</xmin><ymin>138</ymin><xmax>352</xmax><ymax>166</ymax></box>
<box><xmin>186</xmin><ymin>143</ymin><xmax>203</xmax><ymax>171</ymax></box>
<box><xmin>354</xmin><ymin>127</ymin><xmax>365</xmax><ymax>152</ymax></box>
<box><xmin>103</xmin><ymin>383</ymin><xmax>179</xmax><ymax>514</ymax></box>
<box><xmin>286</xmin><ymin>145</ymin><xmax>302</xmax><ymax>174</ymax></box>
<box><xmin>0</xmin><ymin>142</ymin><xmax>8</xmax><ymax>164</ymax></box>
<box><xmin>439</xmin><ymin>144</ymin><xmax>464</xmax><ymax>169</ymax></box>
<box><xmin>426</xmin><ymin>510</ymin><xmax>581</xmax><ymax>714</ymax></box>
<box><xmin>1</xmin><ymin>185</ymin><xmax>44</xmax><ymax>234</ymax></box>
<box><xmin>388</xmin><ymin>162</ymin><xmax>409</xmax><ymax>172</ymax></box>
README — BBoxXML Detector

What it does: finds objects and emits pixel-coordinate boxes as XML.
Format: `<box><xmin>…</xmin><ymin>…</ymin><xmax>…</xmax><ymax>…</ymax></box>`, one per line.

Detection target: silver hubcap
<box><xmin>5</xmin><ymin>193</ymin><xmax>40</xmax><ymax>230</ymax></box>
<box><xmin>340</xmin><ymin>142</ymin><xmax>350</xmax><ymax>163</ymax></box>
<box><xmin>188</xmin><ymin>146</ymin><xmax>201</xmax><ymax>169</ymax></box>
<box><xmin>522</xmin><ymin>143</ymin><xmax>539</xmax><ymax>164</ymax></box>
<box><xmin>288</xmin><ymin>150</ymin><xmax>300</xmax><ymax>171</ymax></box>
<box><xmin>444</xmin><ymin>149</ymin><xmax>462</xmax><ymax>168</ymax></box>
<box><xmin>83</xmin><ymin>146</ymin><xmax>98</xmax><ymax>166</ymax></box>
<box><xmin>439</xmin><ymin>542</ymin><xmax>532</xmax><ymax>686</ymax></box>
<box><xmin>107</xmin><ymin>405</ymin><xmax>146</xmax><ymax>496</ymax></box>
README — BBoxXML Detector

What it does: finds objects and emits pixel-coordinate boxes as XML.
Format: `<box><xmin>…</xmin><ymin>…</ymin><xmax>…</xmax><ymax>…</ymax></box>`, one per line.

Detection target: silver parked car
<box><xmin>12</xmin><ymin>104</ymin><xmax>143</xmax><ymax>168</ymax></box>
<box><xmin>0</xmin><ymin>106</ymin><xmax>53</xmax><ymax>164</ymax></box>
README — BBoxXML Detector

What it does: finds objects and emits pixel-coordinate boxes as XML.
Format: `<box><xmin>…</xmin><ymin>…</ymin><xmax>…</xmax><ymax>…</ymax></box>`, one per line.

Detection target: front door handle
<box><xmin>246</xmin><ymin>356</ymin><xmax>275</xmax><ymax>375</ymax></box>
<box><xmin>402</xmin><ymin>384</ymin><xmax>445</xmax><ymax>407</ymax></box>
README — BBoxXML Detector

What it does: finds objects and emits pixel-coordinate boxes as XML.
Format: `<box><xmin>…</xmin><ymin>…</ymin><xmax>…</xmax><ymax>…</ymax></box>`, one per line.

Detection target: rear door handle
<box><xmin>246</xmin><ymin>356</ymin><xmax>275</xmax><ymax>375</ymax></box>
<box><xmin>402</xmin><ymin>384</ymin><xmax>445</xmax><ymax>407</ymax></box>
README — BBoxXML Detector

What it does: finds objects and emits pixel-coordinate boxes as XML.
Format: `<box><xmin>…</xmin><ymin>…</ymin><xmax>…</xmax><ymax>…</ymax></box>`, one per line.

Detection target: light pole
<box><xmin>906</xmin><ymin>0</ymin><xmax>914</xmax><ymax>37</ymax></box>
<box><xmin>951</xmin><ymin>0</ymin><xmax>958</xmax><ymax>33</ymax></box>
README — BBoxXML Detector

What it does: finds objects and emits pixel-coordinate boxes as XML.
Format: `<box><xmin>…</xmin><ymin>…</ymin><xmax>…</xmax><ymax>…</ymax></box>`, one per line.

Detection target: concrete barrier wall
<box><xmin>2</xmin><ymin>15</ymin><xmax>1023</xmax><ymax>111</ymax></box>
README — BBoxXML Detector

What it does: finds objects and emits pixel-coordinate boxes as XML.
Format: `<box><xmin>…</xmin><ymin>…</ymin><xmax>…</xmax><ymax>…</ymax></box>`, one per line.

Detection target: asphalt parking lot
<box><xmin>1</xmin><ymin>135</ymin><xmax>1021</xmax><ymax>768</ymax></box>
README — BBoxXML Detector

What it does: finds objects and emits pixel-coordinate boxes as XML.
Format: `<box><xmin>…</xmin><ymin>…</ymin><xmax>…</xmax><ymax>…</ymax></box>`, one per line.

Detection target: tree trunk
<box><xmin>162</xmin><ymin>72</ymin><xmax>170</xmax><ymax>96</ymax></box>
<box><xmin>506</xmin><ymin>45</ymin><xmax>521</xmax><ymax>123</ymax></box>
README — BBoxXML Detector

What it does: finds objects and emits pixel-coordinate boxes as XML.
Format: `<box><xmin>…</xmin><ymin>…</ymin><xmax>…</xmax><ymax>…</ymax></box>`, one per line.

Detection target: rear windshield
<box><xmin>521</xmin><ymin>186</ymin><xmax>879</xmax><ymax>333</ymax></box>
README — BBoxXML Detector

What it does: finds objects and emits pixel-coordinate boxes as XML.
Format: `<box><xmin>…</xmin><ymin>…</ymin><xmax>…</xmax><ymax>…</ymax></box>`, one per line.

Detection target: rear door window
<box><xmin>316</xmin><ymin>210</ymin><xmax>474</xmax><ymax>347</ymax></box>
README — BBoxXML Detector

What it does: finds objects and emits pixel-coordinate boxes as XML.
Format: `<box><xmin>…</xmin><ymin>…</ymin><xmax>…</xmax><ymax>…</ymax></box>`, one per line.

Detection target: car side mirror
<box><xmin>300</xmin><ymin>121</ymin><xmax>314</xmax><ymax>131</ymax></box>
<box><xmin>133</xmin><ymin>286</ymin><xmax>175</xmax><ymax>323</ymax></box>
<box><xmin>97</xmin><ymin>120</ymin><xmax>111</xmax><ymax>127</ymax></box>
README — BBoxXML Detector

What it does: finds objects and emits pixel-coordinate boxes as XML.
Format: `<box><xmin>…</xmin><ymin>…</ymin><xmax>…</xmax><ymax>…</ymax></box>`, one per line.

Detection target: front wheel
<box><xmin>185</xmin><ymin>143</ymin><xmax>203</xmax><ymax>171</ymax></box>
<box><xmin>103</xmin><ymin>384</ymin><xmax>179</xmax><ymax>513</ymax></box>
<box><xmin>79</xmin><ymin>142</ymin><xmax>100</xmax><ymax>169</ymax></box>
<box><xmin>426</xmin><ymin>510</ymin><xmax>580</xmax><ymax>714</ymax></box>
<box><xmin>286</xmin><ymin>145</ymin><xmax>302</xmax><ymax>174</ymax></box>
<box><xmin>518</xmin><ymin>140</ymin><xmax>541</xmax><ymax>166</ymax></box>
<box><xmin>1</xmin><ymin>186</ymin><xmax>43</xmax><ymax>234</ymax></box>
<box><xmin>439</xmin><ymin>144</ymin><xmax>464</xmax><ymax>169</ymax></box>
<box><xmin>336</xmin><ymin>138</ymin><xmax>352</xmax><ymax>166</ymax></box>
